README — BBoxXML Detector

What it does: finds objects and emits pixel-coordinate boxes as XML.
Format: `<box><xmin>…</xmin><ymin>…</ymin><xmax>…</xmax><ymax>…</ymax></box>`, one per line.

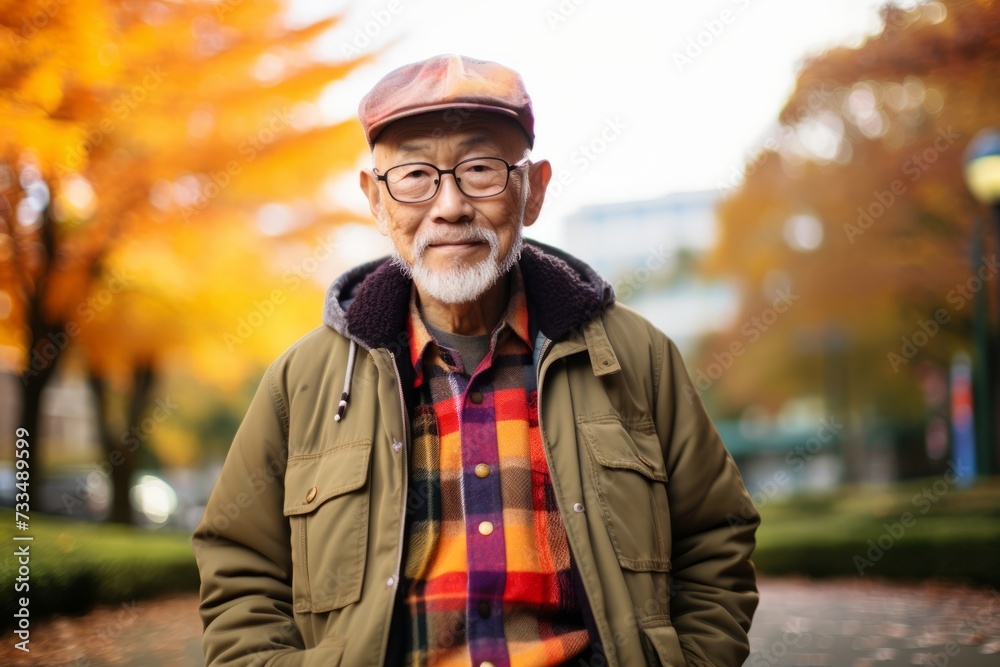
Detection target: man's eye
<box><xmin>401</xmin><ymin>168</ymin><xmax>430</xmax><ymax>180</ymax></box>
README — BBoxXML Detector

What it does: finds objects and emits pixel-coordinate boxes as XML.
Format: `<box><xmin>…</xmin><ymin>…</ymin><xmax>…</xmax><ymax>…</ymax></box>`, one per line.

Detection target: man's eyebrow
<box><xmin>397</xmin><ymin>142</ymin><xmax>430</xmax><ymax>154</ymax></box>
<box><xmin>458</xmin><ymin>135</ymin><xmax>492</xmax><ymax>149</ymax></box>
<box><xmin>395</xmin><ymin>135</ymin><xmax>496</xmax><ymax>155</ymax></box>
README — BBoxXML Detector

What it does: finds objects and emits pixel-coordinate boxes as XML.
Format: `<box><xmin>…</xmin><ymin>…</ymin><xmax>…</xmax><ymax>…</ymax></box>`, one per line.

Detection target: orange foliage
<box><xmin>703</xmin><ymin>0</ymin><xmax>1000</xmax><ymax>419</ymax></box>
<box><xmin>0</xmin><ymin>0</ymin><xmax>372</xmax><ymax>387</ymax></box>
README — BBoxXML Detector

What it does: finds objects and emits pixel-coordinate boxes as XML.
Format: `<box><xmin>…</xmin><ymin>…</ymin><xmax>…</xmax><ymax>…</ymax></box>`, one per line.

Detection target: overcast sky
<box><xmin>291</xmin><ymin>0</ymin><xmax>904</xmax><ymax>247</ymax></box>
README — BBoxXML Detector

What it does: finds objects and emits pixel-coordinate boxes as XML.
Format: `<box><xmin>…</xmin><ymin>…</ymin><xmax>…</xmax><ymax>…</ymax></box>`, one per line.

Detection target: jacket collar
<box><xmin>323</xmin><ymin>239</ymin><xmax>615</xmax><ymax>351</ymax></box>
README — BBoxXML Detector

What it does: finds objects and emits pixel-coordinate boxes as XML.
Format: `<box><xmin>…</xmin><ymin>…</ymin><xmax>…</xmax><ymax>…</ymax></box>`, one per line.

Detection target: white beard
<box><xmin>385</xmin><ymin>173</ymin><xmax>530</xmax><ymax>304</ymax></box>
<box><xmin>390</xmin><ymin>224</ymin><xmax>523</xmax><ymax>304</ymax></box>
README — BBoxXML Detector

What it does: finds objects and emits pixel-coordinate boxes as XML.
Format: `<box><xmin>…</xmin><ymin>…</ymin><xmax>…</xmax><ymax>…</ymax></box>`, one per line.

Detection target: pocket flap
<box><xmin>581</xmin><ymin>420</ymin><xmax>668</xmax><ymax>482</ymax></box>
<box><xmin>283</xmin><ymin>440</ymin><xmax>372</xmax><ymax>516</ymax></box>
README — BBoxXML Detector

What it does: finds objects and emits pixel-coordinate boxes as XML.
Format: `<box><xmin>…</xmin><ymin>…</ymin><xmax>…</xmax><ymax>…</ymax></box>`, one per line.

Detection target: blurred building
<box><xmin>560</xmin><ymin>189</ymin><xmax>739</xmax><ymax>355</ymax></box>
<box><xmin>559</xmin><ymin>190</ymin><xmax>843</xmax><ymax>494</ymax></box>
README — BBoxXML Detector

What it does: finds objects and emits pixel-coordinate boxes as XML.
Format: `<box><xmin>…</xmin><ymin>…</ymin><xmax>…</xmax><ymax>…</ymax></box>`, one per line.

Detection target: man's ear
<box><xmin>360</xmin><ymin>168</ymin><xmax>388</xmax><ymax>235</ymax></box>
<box><xmin>522</xmin><ymin>159</ymin><xmax>552</xmax><ymax>229</ymax></box>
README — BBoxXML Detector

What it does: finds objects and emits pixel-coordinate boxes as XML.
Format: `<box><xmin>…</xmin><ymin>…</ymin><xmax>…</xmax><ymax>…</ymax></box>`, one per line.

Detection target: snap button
<box><xmin>475</xmin><ymin>463</ymin><xmax>490</xmax><ymax>478</ymax></box>
<box><xmin>469</xmin><ymin>391</ymin><xmax>484</xmax><ymax>404</ymax></box>
<box><xmin>478</xmin><ymin>521</ymin><xmax>494</xmax><ymax>536</ymax></box>
<box><xmin>573</xmin><ymin>502</ymin><xmax>585</xmax><ymax>513</ymax></box>
<box><xmin>601</xmin><ymin>359</ymin><xmax>611</xmax><ymax>367</ymax></box>
<box><xmin>305</xmin><ymin>486</ymin><xmax>318</xmax><ymax>503</ymax></box>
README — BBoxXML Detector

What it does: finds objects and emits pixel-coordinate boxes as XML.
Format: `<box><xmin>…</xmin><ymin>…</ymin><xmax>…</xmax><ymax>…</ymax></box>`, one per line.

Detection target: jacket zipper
<box><xmin>534</xmin><ymin>337</ymin><xmax>552</xmax><ymax>389</ymax></box>
<box><xmin>387</xmin><ymin>350</ymin><xmax>410</xmax><ymax>587</ymax></box>
<box><xmin>534</xmin><ymin>336</ymin><xmax>617</xmax><ymax>667</ymax></box>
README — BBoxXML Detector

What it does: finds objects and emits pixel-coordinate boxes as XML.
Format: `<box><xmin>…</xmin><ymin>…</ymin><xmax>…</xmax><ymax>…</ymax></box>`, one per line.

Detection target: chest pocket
<box><xmin>580</xmin><ymin>418</ymin><xmax>671</xmax><ymax>572</ymax></box>
<box><xmin>283</xmin><ymin>439</ymin><xmax>372</xmax><ymax>613</ymax></box>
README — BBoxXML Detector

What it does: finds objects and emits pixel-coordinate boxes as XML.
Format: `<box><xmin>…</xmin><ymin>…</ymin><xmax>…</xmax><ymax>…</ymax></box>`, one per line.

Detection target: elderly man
<box><xmin>194</xmin><ymin>54</ymin><xmax>759</xmax><ymax>667</ymax></box>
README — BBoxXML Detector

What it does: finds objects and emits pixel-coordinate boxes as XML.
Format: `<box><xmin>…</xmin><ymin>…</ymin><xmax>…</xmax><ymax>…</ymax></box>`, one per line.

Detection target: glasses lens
<box><xmin>386</xmin><ymin>164</ymin><xmax>437</xmax><ymax>202</ymax></box>
<box><xmin>456</xmin><ymin>158</ymin><xmax>508</xmax><ymax>197</ymax></box>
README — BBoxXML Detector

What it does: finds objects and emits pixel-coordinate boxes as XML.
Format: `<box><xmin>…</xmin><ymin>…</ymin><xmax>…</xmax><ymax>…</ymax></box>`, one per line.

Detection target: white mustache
<box><xmin>413</xmin><ymin>226</ymin><xmax>498</xmax><ymax>258</ymax></box>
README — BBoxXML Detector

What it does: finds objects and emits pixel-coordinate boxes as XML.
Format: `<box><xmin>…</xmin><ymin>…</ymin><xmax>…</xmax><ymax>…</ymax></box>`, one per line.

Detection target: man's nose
<box><xmin>428</xmin><ymin>173</ymin><xmax>474</xmax><ymax>224</ymax></box>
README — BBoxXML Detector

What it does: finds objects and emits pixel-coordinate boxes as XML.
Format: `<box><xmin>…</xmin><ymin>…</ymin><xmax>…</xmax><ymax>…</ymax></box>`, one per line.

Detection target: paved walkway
<box><xmin>2</xmin><ymin>577</ymin><xmax>998</xmax><ymax>665</ymax></box>
<box><xmin>747</xmin><ymin>578</ymin><xmax>1000</xmax><ymax>666</ymax></box>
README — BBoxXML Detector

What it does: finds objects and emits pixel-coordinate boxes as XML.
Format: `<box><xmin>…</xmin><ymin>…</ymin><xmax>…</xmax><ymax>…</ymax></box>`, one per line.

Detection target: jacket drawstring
<box><xmin>334</xmin><ymin>340</ymin><xmax>357</xmax><ymax>422</ymax></box>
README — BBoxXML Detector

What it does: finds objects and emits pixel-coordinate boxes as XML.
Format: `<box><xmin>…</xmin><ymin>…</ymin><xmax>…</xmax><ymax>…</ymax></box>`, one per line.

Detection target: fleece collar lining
<box><xmin>333</xmin><ymin>241</ymin><xmax>613</xmax><ymax>351</ymax></box>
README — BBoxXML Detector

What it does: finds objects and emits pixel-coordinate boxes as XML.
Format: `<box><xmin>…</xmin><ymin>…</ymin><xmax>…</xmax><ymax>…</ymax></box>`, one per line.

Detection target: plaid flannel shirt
<box><xmin>399</xmin><ymin>266</ymin><xmax>590</xmax><ymax>667</ymax></box>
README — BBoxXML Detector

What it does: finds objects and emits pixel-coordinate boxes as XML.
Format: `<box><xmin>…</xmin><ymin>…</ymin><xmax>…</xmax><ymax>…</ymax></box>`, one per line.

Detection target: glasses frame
<box><xmin>373</xmin><ymin>156</ymin><xmax>530</xmax><ymax>204</ymax></box>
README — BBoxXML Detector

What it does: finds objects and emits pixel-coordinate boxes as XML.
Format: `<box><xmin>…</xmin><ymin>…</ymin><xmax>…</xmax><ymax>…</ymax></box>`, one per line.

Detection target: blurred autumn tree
<box><xmin>0</xmin><ymin>0</ymin><xmax>368</xmax><ymax>522</ymax></box>
<box><xmin>702</xmin><ymin>0</ymin><xmax>999</xmax><ymax>473</ymax></box>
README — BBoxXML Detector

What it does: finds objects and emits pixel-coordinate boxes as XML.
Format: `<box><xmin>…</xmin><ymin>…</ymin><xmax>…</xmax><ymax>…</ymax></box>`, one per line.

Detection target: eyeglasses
<box><xmin>374</xmin><ymin>156</ymin><xmax>529</xmax><ymax>204</ymax></box>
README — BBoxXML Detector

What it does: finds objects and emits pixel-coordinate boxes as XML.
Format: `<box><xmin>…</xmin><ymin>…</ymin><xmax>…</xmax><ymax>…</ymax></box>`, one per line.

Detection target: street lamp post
<box><xmin>963</xmin><ymin>129</ymin><xmax>1000</xmax><ymax>477</ymax></box>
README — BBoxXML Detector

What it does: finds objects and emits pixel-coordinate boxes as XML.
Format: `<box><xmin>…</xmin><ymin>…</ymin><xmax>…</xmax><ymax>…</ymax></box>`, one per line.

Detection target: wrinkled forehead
<box><xmin>372</xmin><ymin>110</ymin><xmax>528</xmax><ymax>161</ymax></box>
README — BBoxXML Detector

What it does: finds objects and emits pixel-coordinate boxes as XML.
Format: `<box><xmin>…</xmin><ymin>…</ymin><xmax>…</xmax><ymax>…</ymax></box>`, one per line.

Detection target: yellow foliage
<box><xmin>1</xmin><ymin>0</ymin><xmax>377</xmax><ymax>470</ymax></box>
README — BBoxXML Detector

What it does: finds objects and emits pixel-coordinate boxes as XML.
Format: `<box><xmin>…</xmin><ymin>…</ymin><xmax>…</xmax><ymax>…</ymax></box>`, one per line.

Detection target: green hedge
<box><xmin>753</xmin><ymin>477</ymin><xmax>1000</xmax><ymax>586</ymax></box>
<box><xmin>2</xmin><ymin>477</ymin><xmax>998</xmax><ymax>623</ymax></box>
<box><xmin>0</xmin><ymin>510</ymin><xmax>198</xmax><ymax>626</ymax></box>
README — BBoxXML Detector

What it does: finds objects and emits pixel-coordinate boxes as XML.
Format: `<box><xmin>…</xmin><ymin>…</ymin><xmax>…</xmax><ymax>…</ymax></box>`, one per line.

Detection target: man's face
<box><xmin>361</xmin><ymin>111</ymin><xmax>550</xmax><ymax>304</ymax></box>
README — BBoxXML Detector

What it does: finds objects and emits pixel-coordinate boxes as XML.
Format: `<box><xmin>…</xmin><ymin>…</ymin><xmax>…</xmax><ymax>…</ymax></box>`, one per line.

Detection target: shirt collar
<box><xmin>408</xmin><ymin>264</ymin><xmax>532</xmax><ymax>386</ymax></box>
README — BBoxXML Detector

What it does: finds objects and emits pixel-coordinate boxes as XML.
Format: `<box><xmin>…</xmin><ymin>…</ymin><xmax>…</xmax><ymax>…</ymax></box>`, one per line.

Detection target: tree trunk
<box><xmin>89</xmin><ymin>361</ymin><xmax>157</xmax><ymax>525</ymax></box>
<box><xmin>18</xmin><ymin>365</ymin><xmax>48</xmax><ymax>481</ymax></box>
<box><xmin>12</xmin><ymin>199</ymin><xmax>64</xmax><ymax>484</ymax></box>
<box><xmin>18</xmin><ymin>318</ymin><xmax>65</xmax><ymax>483</ymax></box>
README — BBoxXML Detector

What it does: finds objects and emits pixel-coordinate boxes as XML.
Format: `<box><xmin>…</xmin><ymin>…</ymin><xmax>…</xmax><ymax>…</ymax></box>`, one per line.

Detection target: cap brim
<box><xmin>367</xmin><ymin>103</ymin><xmax>524</xmax><ymax>146</ymax></box>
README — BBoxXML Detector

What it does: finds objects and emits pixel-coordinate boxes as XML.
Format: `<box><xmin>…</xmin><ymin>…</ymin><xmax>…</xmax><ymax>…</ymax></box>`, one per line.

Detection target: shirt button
<box><xmin>305</xmin><ymin>486</ymin><xmax>318</xmax><ymax>503</ymax></box>
<box><xmin>386</xmin><ymin>577</ymin><xmax>395</xmax><ymax>588</ymax></box>
<box><xmin>469</xmin><ymin>391</ymin><xmax>484</xmax><ymax>404</ymax></box>
<box><xmin>478</xmin><ymin>601</ymin><xmax>491</xmax><ymax>619</ymax></box>
<box><xmin>478</xmin><ymin>521</ymin><xmax>494</xmax><ymax>536</ymax></box>
<box><xmin>392</xmin><ymin>439</ymin><xmax>402</xmax><ymax>453</ymax></box>
<box><xmin>475</xmin><ymin>463</ymin><xmax>491</xmax><ymax>478</ymax></box>
<box><xmin>573</xmin><ymin>502</ymin><xmax>585</xmax><ymax>513</ymax></box>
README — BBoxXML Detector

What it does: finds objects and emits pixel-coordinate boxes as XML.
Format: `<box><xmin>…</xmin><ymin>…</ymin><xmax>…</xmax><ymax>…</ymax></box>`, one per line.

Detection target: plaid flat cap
<box><xmin>358</xmin><ymin>54</ymin><xmax>535</xmax><ymax>147</ymax></box>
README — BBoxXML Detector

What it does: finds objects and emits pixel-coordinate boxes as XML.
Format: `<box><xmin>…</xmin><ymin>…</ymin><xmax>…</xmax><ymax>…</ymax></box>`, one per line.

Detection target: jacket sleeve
<box><xmin>192</xmin><ymin>365</ymin><xmax>307</xmax><ymax>666</ymax></box>
<box><xmin>653</xmin><ymin>335</ymin><xmax>760</xmax><ymax>667</ymax></box>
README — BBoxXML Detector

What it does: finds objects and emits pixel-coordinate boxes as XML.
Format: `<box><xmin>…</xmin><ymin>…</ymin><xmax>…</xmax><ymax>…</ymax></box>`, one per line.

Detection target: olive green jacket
<box><xmin>193</xmin><ymin>241</ymin><xmax>759</xmax><ymax>667</ymax></box>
